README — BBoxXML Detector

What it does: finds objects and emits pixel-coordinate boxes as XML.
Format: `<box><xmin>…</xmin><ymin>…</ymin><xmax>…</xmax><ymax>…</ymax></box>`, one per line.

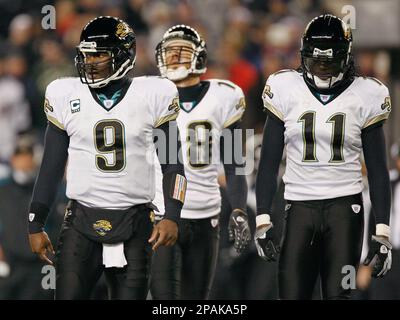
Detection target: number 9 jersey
<box><xmin>262</xmin><ymin>69</ymin><xmax>391</xmax><ymax>201</ymax></box>
<box><xmin>43</xmin><ymin>76</ymin><xmax>179</xmax><ymax>209</ymax></box>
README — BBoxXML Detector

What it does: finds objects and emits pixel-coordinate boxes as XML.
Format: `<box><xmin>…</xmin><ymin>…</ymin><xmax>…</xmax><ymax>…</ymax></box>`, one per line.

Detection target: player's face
<box><xmin>83</xmin><ymin>51</ymin><xmax>113</xmax><ymax>81</ymax></box>
<box><xmin>163</xmin><ymin>40</ymin><xmax>194</xmax><ymax>70</ymax></box>
<box><xmin>304</xmin><ymin>57</ymin><xmax>344</xmax><ymax>80</ymax></box>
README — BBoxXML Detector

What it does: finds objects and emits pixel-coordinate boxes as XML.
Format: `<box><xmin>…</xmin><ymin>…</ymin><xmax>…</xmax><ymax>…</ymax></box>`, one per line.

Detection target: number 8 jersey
<box><xmin>44</xmin><ymin>76</ymin><xmax>179</xmax><ymax>209</ymax></box>
<box><xmin>262</xmin><ymin>69</ymin><xmax>391</xmax><ymax>201</ymax></box>
<box><xmin>154</xmin><ymin>79</ymin><xmax>245</xmax><ymax>219</ymax></box>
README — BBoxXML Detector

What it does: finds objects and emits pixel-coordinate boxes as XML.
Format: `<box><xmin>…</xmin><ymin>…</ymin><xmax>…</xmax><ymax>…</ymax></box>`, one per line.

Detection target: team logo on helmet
<box><xmin>93</xmin><ymin>220</ymin><xmax>112</xmax><ymax>236</ymax></box>
<box><xmin>115</xmin><ymin>22</ymin><xmax>132</xmax><ymax>40</ymax></box>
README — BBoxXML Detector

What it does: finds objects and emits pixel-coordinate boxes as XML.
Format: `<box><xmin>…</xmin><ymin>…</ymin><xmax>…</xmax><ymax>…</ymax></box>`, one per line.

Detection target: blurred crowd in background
<box><xmin>0</xmin><ymin>0</ymin><xmax>399</xmax><ymax>299</ymax></box>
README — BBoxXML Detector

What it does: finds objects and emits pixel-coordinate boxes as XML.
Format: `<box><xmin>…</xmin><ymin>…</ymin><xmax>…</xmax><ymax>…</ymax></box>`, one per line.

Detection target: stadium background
<box><xmin>0</xmin><ymin>0</ymin><xmax>399</xmax><ymax>299</ymax></box>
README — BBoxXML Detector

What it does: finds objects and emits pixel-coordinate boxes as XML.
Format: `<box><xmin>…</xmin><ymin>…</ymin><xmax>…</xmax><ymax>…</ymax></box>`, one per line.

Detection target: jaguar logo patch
<box><xmin>381</xmin><ymin>96</ymin><xmax>391</xmax><ymax>112</ymax></box>
<box><xmin>168</xmin><ymin>97</ymin><xmax>180</xmax><ymax>113</ymax></box>
<box><xmin>236</xmin><ymin>97</ymin><xmax>246</xmax><ymax>110</ymax></box>
<box><xmin>115</xmin><ymin>22</ymin><xmax>132</xmax><ymax>39</ymax></box>
<box><xmin>262</xmin><ymin>84</ymin><xmax>273</xmax><ymax>99</ymax></box>
<box><xmin>93</xmin><ymin>220</ymin><xmax>112</xmax><ymax>236</ymax></box>
<box><xmin>44</xmin><ymin>98</ymin><xmax>53</xmax><ymax>113</ymax></box>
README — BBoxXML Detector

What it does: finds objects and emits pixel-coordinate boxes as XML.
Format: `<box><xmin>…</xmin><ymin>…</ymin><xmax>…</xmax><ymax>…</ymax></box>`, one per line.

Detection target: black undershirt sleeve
<box><xmin>220</xmin><ymin>121</ymin><xmax>248</xmax><ymax>211</ymax></box>
<box><xmin>154</xmin><ymin>120</ymin><xmax>185</xmax><ymax>223</ymax></box>
<box><xmin>361</xmin><ymin>122</ymin><xmax>391</xmax><ymax>226</ymax></box>
<box><xmin>29</xmin><ymin>122</ymin><xmax>69</xmax><ymax>233</ymax></box>
<box><xmin>255</xmin><ymin>112</ymin><xmax>285</xmax><ymax>216</ymax></box>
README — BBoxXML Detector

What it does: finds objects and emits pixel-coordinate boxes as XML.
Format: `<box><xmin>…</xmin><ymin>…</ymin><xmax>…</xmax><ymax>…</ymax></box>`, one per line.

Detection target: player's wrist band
<box><xmin>256</xmin><ymin>214</ymin><xmax>271</xmax><ymax>227</ymax></box>
<box><xmin>28</xmin><ymin>202</ymin><xmax>49</xmax><ymax>234</ymax></box>
<box><xmin>376</xmin><ymin>223</ymin><xmax>390</xmax><ymax>239</ymax></box>
<box><xmin>164</xmin><ymin>199</ymin><xmax>183</xmax><ymax>224</ymax></box>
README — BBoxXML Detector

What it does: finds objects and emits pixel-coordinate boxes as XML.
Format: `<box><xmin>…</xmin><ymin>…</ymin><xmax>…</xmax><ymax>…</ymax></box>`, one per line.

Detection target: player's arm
<box><xmin>28</xmin><ymin>122</ymin><xmax>69</xmax><ymax>264</ymax></box>
<box><xmin>221</xmin><ymin>121</ymin><xmax>250</xmax><ymax>254</ymax></box>
<box><xmin>254</xmin><ymin>112</ymin><xmax>285</xmax><ymax>261</ymax></box>
<box><xmin>149</xmin><ymin>120</ymin><xmax>186</xmax><ymax>250</ymax></box>
<box><xmin>361</xmin><ymin>123</ymin><xmax>392</xmax><ymax>277</ymax></box>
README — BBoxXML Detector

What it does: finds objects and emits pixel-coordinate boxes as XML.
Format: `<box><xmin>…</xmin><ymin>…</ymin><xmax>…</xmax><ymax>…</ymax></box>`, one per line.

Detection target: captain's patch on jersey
<box><xmin>70</xmin><ymin>99</ymin><xmax>81</xmax><ymax>113</ymax></box>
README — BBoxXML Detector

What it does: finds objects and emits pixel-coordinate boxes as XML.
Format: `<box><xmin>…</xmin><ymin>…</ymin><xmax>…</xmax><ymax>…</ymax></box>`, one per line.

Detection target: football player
<box><xmin>27</xmin><ymin>16</ymin><xmax>186</xmax><ymax>299</ymax></box>
<box><xmin>150</xmin><ymin>25</ymin><xmax>249</xmax><ymax>299</ymax></box>
<box><xmin>255</xmin><ymin>14</ymin><xmax>392</xmax><ymax>299</ymax></box>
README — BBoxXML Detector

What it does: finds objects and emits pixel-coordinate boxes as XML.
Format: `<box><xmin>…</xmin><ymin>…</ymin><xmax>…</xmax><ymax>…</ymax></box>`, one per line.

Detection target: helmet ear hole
<box><xmin>196</xmin><ymin>50</ymin><xmax>207</xmax><ymax>70</ymax></box>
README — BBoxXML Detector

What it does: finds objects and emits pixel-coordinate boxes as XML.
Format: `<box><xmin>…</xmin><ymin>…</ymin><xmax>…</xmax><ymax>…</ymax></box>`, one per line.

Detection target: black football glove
<box><xmin>254</xmin><ymin>214</ymin><xmax>279</xmax><ymax>262</ymax></box>
<box><xmin>228</xmin><ymin>209</ymin><xmax>251</xmax><ymax>254</ymax></box>
<box><xmin>363</xmin><ymin>235</ymin><xmax>392</xmax><ymax>278</ymax></box>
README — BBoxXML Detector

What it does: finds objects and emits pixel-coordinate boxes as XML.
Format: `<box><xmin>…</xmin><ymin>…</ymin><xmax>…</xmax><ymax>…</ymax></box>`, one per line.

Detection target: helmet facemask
<box><xmin>76</xmin><ymin>41</ymin><xmax>135</xmax><ymax>88</ymax></box>
<box><xmin>155</xmin><ymin>26</ymin><xmax>207</xmax><ymax>82</ymax></box>
<box><xmin>302</xmin><ymin>42</ymin><xmax>351</xmax><ymax>90</ymax></box>
<box><xmin>300</xmin><ymin>15</ymin><xmax>353</xmax><ymax>91</ymax></box>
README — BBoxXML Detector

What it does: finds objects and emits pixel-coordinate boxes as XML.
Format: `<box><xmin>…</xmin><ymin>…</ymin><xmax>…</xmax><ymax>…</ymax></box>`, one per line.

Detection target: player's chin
<box><xmin>86</xmin><ymin>72</ymin><xmax>107</xmax><ymax>81</ymax></box>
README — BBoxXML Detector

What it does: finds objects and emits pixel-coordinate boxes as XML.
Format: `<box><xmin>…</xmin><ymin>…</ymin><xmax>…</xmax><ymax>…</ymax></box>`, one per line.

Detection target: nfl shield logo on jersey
<box><xmin>70</xmin><ymin>99</ymin><xmax>81</xmax><ymax>113</ymax></box>
<box><xmin>351</xmin><ymin>204</ymin><xmax>361</xmax><ymax>214</ymax></box>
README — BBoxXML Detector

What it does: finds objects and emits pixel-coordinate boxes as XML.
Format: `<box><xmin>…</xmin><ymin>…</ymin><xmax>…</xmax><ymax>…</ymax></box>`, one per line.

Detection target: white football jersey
<box><xmin>154</xmin><ymin>79</ymin><xmax>246</xmax><ymax>219</ymax></box>
<box><xmin>44</xmin><ymin>76</ymin><xmax>179</xmax><ymax>209</ymax></box>
<box><xmin>262</xmin><ymin>70</ymin><xmax>391</xmax><ymax>201</ymax></box>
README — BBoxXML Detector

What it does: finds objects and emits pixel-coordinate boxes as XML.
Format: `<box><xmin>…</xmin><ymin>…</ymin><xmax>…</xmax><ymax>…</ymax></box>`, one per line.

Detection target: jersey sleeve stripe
<box><xmin>363</xmin><ymin>112</ymin><xmax>390</xmax><ymax>129</ymax></box>
<box><xmin>46</xmin><ymin>114</ymin><xmax>65</xmax><ymax>130</ymax></box>
<box><xmin>154</xmin><ymin>112</ymin><xmax>179</xmax><ymax>128</ymax></box>
<box><xmin>263</xmin><ymin>101</ymin><xmax>284</xmax><ymax>121</ymax></box>
<box><xmin>223</xmin><ymin>112</ymin><xmax>244</xmax><ymax>128</ymax></box>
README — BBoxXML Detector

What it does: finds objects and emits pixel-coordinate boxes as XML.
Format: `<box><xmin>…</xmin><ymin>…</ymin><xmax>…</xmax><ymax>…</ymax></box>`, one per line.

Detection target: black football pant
<box><xmin>279</xmin><ymin>193</ymin><xmax>364</xmax><ymax>300</ymax></box>
<box><xmin>55</xmin><ymin>209</ymin><xmax>153</xmax><ymax>300</ymax></box>
<box><xmin>150</xmin><ymin>216</ymin><xmax>219</xmax><ymax>300</ymax></box>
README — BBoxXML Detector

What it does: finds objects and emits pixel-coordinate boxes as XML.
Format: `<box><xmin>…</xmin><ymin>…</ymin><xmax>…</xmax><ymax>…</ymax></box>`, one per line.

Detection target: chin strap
<box><xmin>165</xmin><ymin>66</ymin><xmax>190</xmax><ymax>81</ymax></box>
<box><xmin>307</xmin><ymin>71</ymin><xmax>344</xmax><ymax>89</ymax></box>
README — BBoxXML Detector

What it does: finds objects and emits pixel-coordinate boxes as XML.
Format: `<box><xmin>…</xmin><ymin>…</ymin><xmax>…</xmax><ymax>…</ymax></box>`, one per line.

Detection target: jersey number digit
<box><xmin>94</xmin><ymin>120</ymin><xmax>126</xmax><ymax>172</ymax></box>
<box><xmin>187</xmin><ymin>121</ymin><xmax>212</xmax><ymax>168</ymax></box>
<box><xmin>298</xmin><ymin>111</ymin><xmax>317</xmax><ymax>161</ymax></box>
<box><xmin>298</xmin><ymin>112</ymin><xmax>345</xmax><ymax>163</ymax></box>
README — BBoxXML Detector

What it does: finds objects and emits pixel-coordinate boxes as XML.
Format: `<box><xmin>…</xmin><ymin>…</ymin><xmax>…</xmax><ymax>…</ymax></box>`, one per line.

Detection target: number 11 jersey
<box><xmin>262</xmin><ymin>69</ymin><xmax>391</xmax><ymax>201</ymax></box>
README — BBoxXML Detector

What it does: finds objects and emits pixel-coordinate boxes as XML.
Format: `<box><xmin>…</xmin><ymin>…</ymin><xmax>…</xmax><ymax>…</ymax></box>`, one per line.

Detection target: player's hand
<box><xmin>363</xmin><ymin>235</ymin><xmax>392</xmax><ymax>278</ymax></box>
<box><xmin>29</xmin><ymin>231</ymin><xmax>55</xmax><ymax>265</ymax></box>
<box><xmin>148</xmin><ymin>218</ymin><xmax>178</xmax><ymax>251</ymax></box>
<box><xmin>228</xmin><ymin>209</ymin><xmax>251</xmax><ymax>254</ymax></box>
<box><xmin>254</xmin><ymin>214</ymin><xmax>279</xmax><ymax>261</ymax></box>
